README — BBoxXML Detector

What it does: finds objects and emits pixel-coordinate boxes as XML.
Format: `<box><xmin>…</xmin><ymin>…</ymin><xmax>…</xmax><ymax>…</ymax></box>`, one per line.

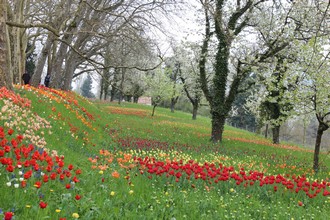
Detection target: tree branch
<box><xmin>6</xmin><ymin>21</ymin><xmax>60</xmax><ymax>37</ymax></box>
<box><xmin>228</xmin><ymin>0</ymin><xmax>252</xmax><ymax>31</ymax></box>
<box><xmin>199</xmin><ymin>0</ymin><xmax>213</xmax><ymax>104</ymax></box>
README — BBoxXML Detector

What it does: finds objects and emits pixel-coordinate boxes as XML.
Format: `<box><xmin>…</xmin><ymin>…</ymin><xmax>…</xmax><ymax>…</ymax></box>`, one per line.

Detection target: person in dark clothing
<box><xmin>22</xmin><ymin>72</ymin><xmax>31</xmax><ymax>85</ymax></box>
<box><xmin>44</xmin><ymin>74</ymin><xmax>51</xmax><ymax>87</ymax></box>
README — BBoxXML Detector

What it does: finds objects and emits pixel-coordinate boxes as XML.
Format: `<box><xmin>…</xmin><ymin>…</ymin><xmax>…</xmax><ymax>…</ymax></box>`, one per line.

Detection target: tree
<box><xmin>80</xmin><ymin>75</ymin><xmax>95</xmax><ymax>99</ymax></box>
<box><xmin>122</xmin><ymin>72</ymin><xmax>146</xmax><ymax>103</ymax></box>
<box><xmin>172</xmin><ymin>43</ymin><xmax>205</xmax><ymax>120</ymax></box>
<box><xmin>0</xmin><ymin>0</ymin><xmax>12</xmax><ymax>89</ymax></box>
<box><xmin>198</xmin><ymin>0</ymin><xmax>294</xmax><ymax>142</ymax></box>
<box><xmin>145</xmin><ymin>69</ymin><xmax>181</xmax><ymax>116</ymax></box>
<box><xmin>164</xmin><ymin>57</ymin><xmax>182</xmax><ymax>113</ymax></box>
<box><xmin>294</xmin><ymin>36</ymin><xmax>330</xmax><ymax>173</ymax></box>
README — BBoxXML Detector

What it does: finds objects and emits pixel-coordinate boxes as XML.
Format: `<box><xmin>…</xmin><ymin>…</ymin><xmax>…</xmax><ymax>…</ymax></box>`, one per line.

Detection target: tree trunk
<box><xmin>62</xmin><ymin>61</ymin><xmax>77</xmax><ymax>90</ymax></box>
<box><xmin>30</xmin><ymin>35</ymin><xmax>54</xmax><ymax>86</ymax></box>
<box><xmin>151</xmin><ymin>104</ymin><xmax>157</xmax><ymax>117</ymax></box>
<box><xmin>170</xmin><ymin>99</ymin><xmax>175</xmax><ymax>113</ymax></box>
<box><xmin>61</xmin><ymin>53</ymin><xmax>79</xmax><ymax>90</ymax></box>
<box><xmin>313</xmin><ymin>123</ymin><xmax>327</xmax><ymax>173</ymax></box>
<box><xmin>11</xmin><ymin>0</ymin><xmax>26</xmax><ymax>85</ymax></box>
<box><xmin>192</xmin><ymin>103</ymin><xmax>198</xmax><ymax>120</ymax></box>
<box><xmin>272</xmin><ymin>125</ymin><xmax>280</xmax><ymax>144</ymax></box>
<box><xmin>50</xmin><ymin>41</ymin><xmax>70</xmax><ymax>88</ymax></box>
<box><xmin>118</xmin><ymin>68</ymin><xmax>126</xmax><ymax>104</ymax></box>
<box><xmin>99</xmin><ymin>79</ymin><xmax>103</xmax><ymax>100</ymax></box>
<box><xmin>110</xmin><ymin>87</ymin><xmax>116</xmax><ymax>101</ymax></box>
<box><xmin>170</xmin><ymin>96</ymin><xmax>179</xmax><ymax>113</ymax></box>
<box><xmin>303</xmin><ymin>121</ymin><xmax>307</xmax><ymax>146</ymax></box>
<box><xmin>211</xmin><ymin>111</ymin><xmax>226</xmax><ymax>142</ymax></box>
<box><xmin>133</xmin><ymin>96</ymin><xmax>139</xmax><ymax>103</ymax></box>
<box><xmin>0</xmin><ymin>0</ymin><xmax>12</xmax><ymax>89</ymax></box>
<box><xmin>265</xmin><ymin>123</ymin><xmax>269</xmax><ymax>138</ymax></box>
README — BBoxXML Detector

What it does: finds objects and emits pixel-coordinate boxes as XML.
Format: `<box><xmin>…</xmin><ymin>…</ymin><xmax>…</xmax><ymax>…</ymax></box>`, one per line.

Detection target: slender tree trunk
<box><xmin>313</xmin><ymin>123</ymin><xmax>327</xmax><ymax>173</ymax></box>
<box><xmin>46</xmin><ymin>42</ymin><xmax>55</xmax><ymax>84</ymax></box>
<box><xmin>192</xmin><ymin>102</ymin><xmax>198</xmax><ymax>120</ymax></box>
<box><xmin>0</xmin><ymin>0</ymin><xmax>13</xmax><ymax>89</ymax></box>
<box><xmin>151</xmin><ymin>104</ymin><xmax>157</xmax><ymax>116</ymax></box>
<box><xmin>118</xmin><ymin>68</ymin><xmax>125</xmax><ymax>104</ymax></box>
<box><xmin>272</xmin><ymin>125</ymin><xmax>280</xmax><ymax>144</ymax></box>
<box><xmin>133</xmin><ymin>96</ymin><xmax>139</xmax><ymax>103</ymax></box>
<box><xmin>170</xmin><ymin>99</ymin><xmax>175</xmax><ymax>113</ymax></box>
<box><xmin>103</xmin><ymin>82</ymin><xmax>109</xmax><ymax>100</ymax></box>
<box><xmin>303</xmin><ymin>121</ymin><xmax>307</xmax><ymax>146</ymax></box>
<box><xmin>265</xmin><ymin>124</ymin><xmax>269</xmax><ymax>138</ymax></box>
<box><xmin>99</xmin><ymin>80</ymin><xmax>104</xmax><ymax>100</ymax></box>
<box><xmin>170</xmin><ymin>96</ymin><xmax>179</xmax><ymax>113</ymax></box>
<box><xmin>110</xmin><ymin>87</ymin><xmax>116</xmax><ymax>101</ymax></box>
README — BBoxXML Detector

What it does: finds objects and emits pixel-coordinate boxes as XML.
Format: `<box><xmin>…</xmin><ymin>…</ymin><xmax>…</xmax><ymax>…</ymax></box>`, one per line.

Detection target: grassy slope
<box><xmin>0</xmin><ymin>86</ymin><xmax>329</xmax><ymax>219</ymax></box>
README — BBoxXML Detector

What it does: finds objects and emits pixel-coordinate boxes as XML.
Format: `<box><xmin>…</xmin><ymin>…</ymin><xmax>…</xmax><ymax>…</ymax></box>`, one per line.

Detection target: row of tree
<box><xmin>0</xmin><ymin>0</ymin><xmax>175</xmax><ymax>90</ymax></box>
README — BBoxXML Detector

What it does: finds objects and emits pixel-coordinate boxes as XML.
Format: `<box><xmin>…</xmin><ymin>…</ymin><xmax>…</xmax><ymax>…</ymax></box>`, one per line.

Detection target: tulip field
<box><xmin>0</xmin><ymin>86</ymin><xmax>329</xmax><ymax>220</ymax></box>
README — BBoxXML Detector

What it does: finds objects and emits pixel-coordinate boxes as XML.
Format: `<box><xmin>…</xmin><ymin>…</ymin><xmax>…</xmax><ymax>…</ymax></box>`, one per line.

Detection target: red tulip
<box><xmin>39</xmin><ymin>201</ymin><xmax>47</xmax><ymax>209</ymax></box>
<box><xmin>4</xmin><ymin>212</ymin><xmax>14</xmax><ymax>220</ymax></box>
<box><xmin>7</xmin><ymin>129</ymin><xmax>14</xmax><ymax>135</ymax></box>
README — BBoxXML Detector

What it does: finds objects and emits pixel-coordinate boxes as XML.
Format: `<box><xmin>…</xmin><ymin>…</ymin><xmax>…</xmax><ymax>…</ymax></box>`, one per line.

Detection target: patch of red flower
<box><xmin>0</xmin><ymin>126</ymin><xmax>82</xmax><ymax>190</ymax></box>
<box><xmin>134</xmin><ymin>156</ymin><xmax>330</xmax><ymax>198</ymax></box>
<box><xmin>0</xmin><ymin>87</ymin><xmax>31</xmax><ymax>107</ymax></box>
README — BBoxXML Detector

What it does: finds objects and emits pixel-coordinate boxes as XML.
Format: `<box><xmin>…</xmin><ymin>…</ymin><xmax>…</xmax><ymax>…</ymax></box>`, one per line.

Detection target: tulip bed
<box><xmin>0</xmin><ymin>85</ymin><xmax>329</xmax><ymax>219</ymax></box>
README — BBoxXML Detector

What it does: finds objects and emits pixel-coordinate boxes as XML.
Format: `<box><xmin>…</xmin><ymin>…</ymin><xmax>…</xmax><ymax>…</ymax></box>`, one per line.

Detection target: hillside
<box><xmin>0</xmin><ymin>85</ymin><xmax>329</xmax><ymax>220</ymax></box>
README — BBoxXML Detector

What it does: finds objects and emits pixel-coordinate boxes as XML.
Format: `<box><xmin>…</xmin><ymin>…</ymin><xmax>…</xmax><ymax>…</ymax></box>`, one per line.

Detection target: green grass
<box><xmin>0</xmin><ymin>86</ymin><xmax>329</xmax><ymax>220</ymax></box>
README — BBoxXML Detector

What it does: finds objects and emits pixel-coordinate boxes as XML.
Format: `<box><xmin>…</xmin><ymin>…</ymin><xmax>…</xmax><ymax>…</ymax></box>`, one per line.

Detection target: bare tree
<box><xmin>5</xmin><ymin>0</ymin><xmax>177</xmax><ymax>91</ymax></box>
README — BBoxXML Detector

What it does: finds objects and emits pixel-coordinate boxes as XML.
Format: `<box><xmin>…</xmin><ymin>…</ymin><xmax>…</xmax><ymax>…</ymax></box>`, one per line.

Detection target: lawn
<box><xmin>0</xmin><ymin>85</ymin><xmax>329</xmax><ymax>220</ymax></box>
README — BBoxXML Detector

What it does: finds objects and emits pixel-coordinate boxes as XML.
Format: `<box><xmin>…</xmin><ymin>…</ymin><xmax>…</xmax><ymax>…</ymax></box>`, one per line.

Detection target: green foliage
<box><xmin>145</xmin><ymin>69</ymin><xmax>182</xmax><ymax>106</ymax></box>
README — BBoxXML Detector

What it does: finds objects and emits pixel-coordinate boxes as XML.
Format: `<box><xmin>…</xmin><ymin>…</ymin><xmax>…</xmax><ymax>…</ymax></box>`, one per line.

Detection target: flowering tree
<box><xmin>293</xmin><ymin>36</ymin><xmax>330</xmax><ymax>172</ymax></box>
<box><xmin>145</xmin><ymin>69</ymin><xmax>182</xmax><ymax>116</ymax></box>
<box><xmin>198</xmin><ymin>0</ymin><xmax>297</xmax><ymax>142</ymax></box>
<box><xmin>171</xmin><ymin>43</ymin><xmax>205</xmax><ymax>120</ymax></box>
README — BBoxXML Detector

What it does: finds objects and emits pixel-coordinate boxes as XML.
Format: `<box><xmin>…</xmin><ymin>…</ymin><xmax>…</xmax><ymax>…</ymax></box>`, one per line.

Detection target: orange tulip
<box><xmin>112</xmin><ymin>171</ymin><xmax>120</xmax><ymax>178</ymax></box>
